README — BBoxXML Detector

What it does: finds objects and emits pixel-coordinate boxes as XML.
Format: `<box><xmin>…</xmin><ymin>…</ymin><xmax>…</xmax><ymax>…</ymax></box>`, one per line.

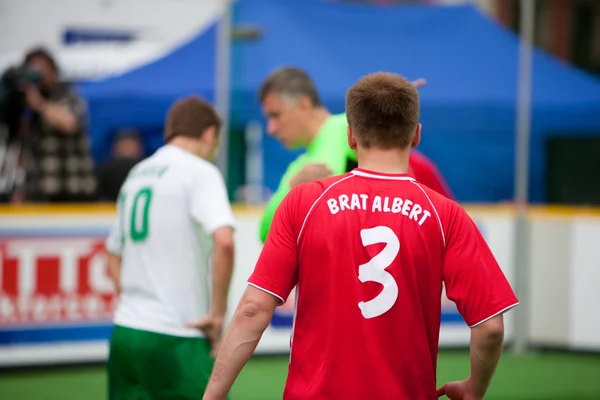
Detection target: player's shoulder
<box><xmin>293</xmin><ymin>173</ymin><xmax>353</xmax><ymax>202</ymax></box>
<box><xmin>151</xmin><ymin>145</ymin><xmax>224</xmax><ymax>186</ymax></box>
<box><xmin>169</xmin><ymin>148</ymin><xmax>221</xmax><ymax>179</ymax></box>
<box><xmin>411</xmin><ymin>180</ymin><xmax>459</xmax><ymax>213</ymax></box>
<box><xmin>121</xmin><ymin>154</ymin><xmax>155</xmax><ymax>182</ymax></box>
<box><xmin>126</xmin><ymin>157</ymin><xmax>148</xmax><ymax>174</ymax></box>
<box><xmin>191</xmin><ymin>156</ymin><xmax>221</xmax><ymax>177</ymax></box>
<box><xmin>313</xmin><ymin>173</ymin><xmax>354</xmax><ymax>192</ymax></box>
<box><xmin>410</xmin><ymin>181</ymin><xmax>473</xmax><ymax>241</ymax></box>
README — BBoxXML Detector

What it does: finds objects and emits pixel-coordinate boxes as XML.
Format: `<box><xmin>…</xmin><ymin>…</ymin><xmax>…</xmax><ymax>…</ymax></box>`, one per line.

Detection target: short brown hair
<box><xmin>164</xmin><ymin>96</ymin><xmax>221</xmax><ymax>142</ymax></box>
<box><xmin>258</xmin><ymin>66</ymin><xmax>322</xmax><ymax>107</ymax></box>
<box><xmin>346</xmin><ymin>72</ymin><xmax>419</xmax><ymax>149</ymax></box>
<box><xmin>24</xmin><ymin>46</ymin><xmax>59</xmax><ymax>73</ymax></box>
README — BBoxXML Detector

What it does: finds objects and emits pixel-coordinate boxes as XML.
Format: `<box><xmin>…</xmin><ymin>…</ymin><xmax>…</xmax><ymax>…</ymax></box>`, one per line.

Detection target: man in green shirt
<box><xmin>257</xmin><ymin>67</ymin><xmax>427</xmax><ymax>243</ymax></box>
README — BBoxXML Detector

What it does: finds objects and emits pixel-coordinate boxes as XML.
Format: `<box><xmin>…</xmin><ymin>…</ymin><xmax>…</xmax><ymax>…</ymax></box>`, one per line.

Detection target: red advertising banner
<box><xmin>0</xmin><ymin>238</ymin><xmax>117</xmax><ymax>325</ymax></box>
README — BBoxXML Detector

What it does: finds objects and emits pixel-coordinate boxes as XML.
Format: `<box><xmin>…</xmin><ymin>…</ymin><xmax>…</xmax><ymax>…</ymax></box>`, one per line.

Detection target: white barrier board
<box><xmin>0</xmin><ymin>207</ymin><xmax>535</xmax><ymax>366</ymax></box>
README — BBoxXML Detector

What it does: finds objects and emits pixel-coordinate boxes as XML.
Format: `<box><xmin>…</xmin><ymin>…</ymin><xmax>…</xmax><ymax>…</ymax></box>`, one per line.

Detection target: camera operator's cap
<box><xmin>24</xmin><ymin>47</ymin><xmax>59</xmax><ymax>72</ymax></box>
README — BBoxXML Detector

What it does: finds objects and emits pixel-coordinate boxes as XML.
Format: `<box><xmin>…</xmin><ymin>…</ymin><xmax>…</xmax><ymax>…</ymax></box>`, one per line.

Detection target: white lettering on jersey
<box><xmin>327</xmin><ymin>198</ymin><xmax>340</xmax><ymax>215</ymax></box>
<box><xmin>339</xmin><ymin>194</ymin><xmax>350</xmax><ymax>211</ymax></box>
<box><xmin>326</xmin><ymin>193</ymin><xmax>432</xmax><ymax>226</ymax></box>
<box><xmin>409</xmin><ymin>203</ymin><xmax>422</xmax><ymax>222</ymax></box>
<box><xmin>372</xmin><ymin>196</ymin><xmax>382</xmax><ymax>212</ymax></box>
<box><xmin>350</xmin><ymin>194</ymin><xmax>361</xmax><ymax>210</ymax></box>
<box><xmin>401</xmin><ymin>199</ymin><xmax>413</xmax><ymax>216</ymax></box>
<box><xmin>392</xmin><ymin>197</ymin><xmax>403</xmax><ymax>213</ymax></box>
<box><xmin>383</xmin><ymin>197</ymin><xmax>391</xmax><ymax>212</ymax></box>
<box><xmin>360</xmin><ymin>194</ymin><xmax>369</xmax><ymax>210</ymax></box>
<box><xmin>419</xmin><ymin>210</ymin><xmax>432</xmax><ymax>226</ymax></box>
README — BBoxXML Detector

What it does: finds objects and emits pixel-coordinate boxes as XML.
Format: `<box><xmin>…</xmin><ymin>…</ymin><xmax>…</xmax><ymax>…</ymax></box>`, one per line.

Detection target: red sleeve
<box><xmin>248</xmin><ymin>186</ymin><xmax>301</xmax><ymax>305</ymax></box>
<box><xmin>443</xmin><ymin>204</ymin><xmax>518</xmax><ymax>327</ymax></box>
<box><xmin>409</xmin><ymin>151</ymin><xmax>455</xmax><ymax>200</ymax></box>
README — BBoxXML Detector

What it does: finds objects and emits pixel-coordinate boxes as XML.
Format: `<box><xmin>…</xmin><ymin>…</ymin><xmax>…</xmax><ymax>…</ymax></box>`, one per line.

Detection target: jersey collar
<box><xmin>351</xmin><ymin>168</ymin><xmax>415</xmax><ymax>181</ymax></box>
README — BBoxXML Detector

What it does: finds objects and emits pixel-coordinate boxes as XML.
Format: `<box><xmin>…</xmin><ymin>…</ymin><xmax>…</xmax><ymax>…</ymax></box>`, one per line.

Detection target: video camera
<box><xmin>0</xmin><ymin>66</ymin><xmax>43</xmax><ymax>137</ymax></box>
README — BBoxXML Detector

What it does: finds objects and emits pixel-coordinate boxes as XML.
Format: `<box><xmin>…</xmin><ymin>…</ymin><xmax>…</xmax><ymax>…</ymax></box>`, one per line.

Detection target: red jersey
<box><xmin>409</xmin><ymin>150</ymin><xmax>455</xmax><ymax>200</ymax></box>
<box><xmin>249</xmin><ymin>168</ymin><xmax>518</xmax><ymax>400</ymax></box>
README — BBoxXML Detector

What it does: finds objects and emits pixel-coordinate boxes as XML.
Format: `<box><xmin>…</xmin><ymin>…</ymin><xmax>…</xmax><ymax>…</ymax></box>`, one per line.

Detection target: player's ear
<box><xmin>347</xmin><ymin>126</ymin><xmax>357</xmax><ymax>150</ymax></box>
<box><xmin>201</xmin><ymin>125</ymin><xmax>217</xmax><ymax>144</ymax></box>
<box><xmin>298</xmin><ymin>95</ymin><xmax>312</xmax><ymax>111</ymax></box>
<box><xmin>411</xmin><ymin>123</ymin><xmax>421</xmax><ymax>149</ymax></box>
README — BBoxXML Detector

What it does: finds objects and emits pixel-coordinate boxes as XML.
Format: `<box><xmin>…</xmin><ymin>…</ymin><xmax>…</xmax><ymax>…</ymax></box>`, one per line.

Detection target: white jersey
<box><xmin>105</xmin><ymin>145</ymin><xmax>235</xmax><ymax>337</ymax></box>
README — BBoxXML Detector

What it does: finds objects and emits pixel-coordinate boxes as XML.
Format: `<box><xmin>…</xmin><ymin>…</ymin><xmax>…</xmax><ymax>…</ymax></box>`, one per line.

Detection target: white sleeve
<box><xmin>189</xmin><ymin>167</ymin><xmax>235</xmax><ymax>233</ymax></box>
<box><xmin>105</xmin><ymin>195</ymin><xmax>125</xmax><ymax>256</ymax></box>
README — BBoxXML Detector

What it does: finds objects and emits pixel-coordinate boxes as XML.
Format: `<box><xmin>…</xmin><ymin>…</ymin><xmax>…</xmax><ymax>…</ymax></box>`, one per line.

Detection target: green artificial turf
<box><xmin>0</xmin><ymin>350</ymin><xmax>598</xmax><ymax>399</ymax></box>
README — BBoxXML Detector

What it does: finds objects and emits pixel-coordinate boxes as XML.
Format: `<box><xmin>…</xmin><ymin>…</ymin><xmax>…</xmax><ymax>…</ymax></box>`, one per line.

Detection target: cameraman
<box><xmin>11</xmin><ymin>47</ymin><xmax>96</xmax><ymax>203</ymax></box>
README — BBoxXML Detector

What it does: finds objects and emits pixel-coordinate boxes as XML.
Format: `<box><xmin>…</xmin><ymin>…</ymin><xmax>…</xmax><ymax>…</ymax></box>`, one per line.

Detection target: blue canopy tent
<box><xmin>79</xmin><ymin>24</ymin><xmax>217</xmax><ymax>163</ymax></box>
<box><xmin>78</xmin><ymin>1</ymin><xmax>600</xmax><ymax>202</ymax></box>
<box><xmin>233</xmin><ymin>1</ymin><xmax>600</xmax><ymax>202</ymax></box>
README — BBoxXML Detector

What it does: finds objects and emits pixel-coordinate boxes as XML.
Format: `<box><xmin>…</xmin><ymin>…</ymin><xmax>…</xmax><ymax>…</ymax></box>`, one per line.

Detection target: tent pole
<box><xmin>513</xmin><ymin>0</ymin><xmax>535</xmax><ymax>355</ymax></box>
<box><xmin>214</xmin><ymin>0</ymin><xmax>233</xmax><ymax>180</ymax></box>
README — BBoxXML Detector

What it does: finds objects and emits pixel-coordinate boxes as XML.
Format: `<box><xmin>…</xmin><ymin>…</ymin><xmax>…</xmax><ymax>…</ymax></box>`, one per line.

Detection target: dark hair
<box><xmin>23</xmin><ymin>47</ymin><xmax>59</xmax><ymax>73</ymax></box>
<box><xmin>114</xmin><ymin>128</ymin><xmax>141</xmax><ymax>141</ymax></box>
<box><xmin>346</xmin><ymin>72</ymin><xmax>420</xmax><ymax>150</ymax></box>
<box><xmin>258</xmin><ymin>66</ymin><xmax>322</xmax><ymax>107</ymax></box>
<box><xmin>164</xmin><ymin>96</ymin><xmax>221</xmax><ymax>142</ymax></box>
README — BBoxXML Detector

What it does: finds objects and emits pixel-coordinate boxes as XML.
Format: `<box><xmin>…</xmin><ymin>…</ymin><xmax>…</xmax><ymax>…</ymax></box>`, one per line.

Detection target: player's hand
<box><xmin>411</xmin><ymin>78</ymin><xmax>427</xmax><ymax>89</ymax></box>
<box><xmin>186</xmin><ymin>315</ymin><xmax>224</xmax><ymax>358</ymax></box>
<box><xmin>436</xmin><ymin>380</ymin><xmax>482</xmax><ymax>400</ymax></box>
<box><xmin>290</xmin><ymin>163</ymin><xmax>332</xmax><ymax>187</ymax></box>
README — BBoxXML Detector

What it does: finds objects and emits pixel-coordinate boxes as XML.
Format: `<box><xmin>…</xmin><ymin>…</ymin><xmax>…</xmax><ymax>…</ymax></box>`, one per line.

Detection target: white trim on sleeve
<box><xmin>468</xmin><ymin>302</ymin><xmax>520</xmax><ymax>328</ymax></box>
<box><xmin>248</xmin><ymin>282</ymin><xmax>285</xmax><ymax>305</ymax></box>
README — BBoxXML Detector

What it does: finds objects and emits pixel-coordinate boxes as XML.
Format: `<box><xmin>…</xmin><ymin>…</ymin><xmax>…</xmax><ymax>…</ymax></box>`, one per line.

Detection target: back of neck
<box><xmin>168</xmin><ymin>137</ymin><xmax>208</xmax><ymax>160</ymax></box>
<box><xmin>357</xmin><ymin>148</ymin><xmax>411</xmax><ymax>174</ymax></box>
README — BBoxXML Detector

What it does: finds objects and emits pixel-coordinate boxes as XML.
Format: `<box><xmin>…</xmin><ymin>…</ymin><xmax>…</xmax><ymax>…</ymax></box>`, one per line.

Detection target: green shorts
<box><xmin>107</xmin><ymin>325</ymin><xmax>217</xmax><ymax>400</ymax></box>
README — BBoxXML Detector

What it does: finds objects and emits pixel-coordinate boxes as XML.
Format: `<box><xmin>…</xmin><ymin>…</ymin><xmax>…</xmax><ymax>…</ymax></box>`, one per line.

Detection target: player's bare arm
<box><xmin>203</xmin><ymin>285</ymin><xmax>279</xmax><ymax>400</ymax></box>
<box><xmin>468</xmin><ymin>314</ymin><xmax>505</xmax><ymax>397</ymax></box>
<box><xmin>437</xmin><ymin>314</ymin><xmax>505</xmax><ymax>400</ymax></box>
<box><xmin>440</xmin><ymin>201</ymin><xmax>518</xmax><ymax>400</ymax></box>
<box><xmin>106</xmin><ymin>252</ymin><xmax>121</xmax><ymax>296</ymax></box>
<box><xmin>210</xmin><ymin>226</ymin><xmax>235</xmax><ymax>318</ymax></box>
<box><xmin>188</xmin><ymin>226</ymin><xmax>235</xmax><ymax>357</ymax></box>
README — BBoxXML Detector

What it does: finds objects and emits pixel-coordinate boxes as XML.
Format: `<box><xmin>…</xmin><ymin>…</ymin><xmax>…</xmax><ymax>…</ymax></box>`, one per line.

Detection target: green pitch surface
<box><xmin>1</xmin><ymin>350</ymin><xmax>599</xmax><ymax>399</ymax></box>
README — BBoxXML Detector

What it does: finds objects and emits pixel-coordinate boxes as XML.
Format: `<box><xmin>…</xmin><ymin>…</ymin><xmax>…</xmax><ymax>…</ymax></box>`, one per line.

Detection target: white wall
<box><xmin>569</xmin><ymin>219</ymin><xmax>600</xmax><ymax>350</ymax></box>
<box><xmin>0</xmin><ymin>0</ymin><xmax>498</xmax><ymax>80</ymax></box>
<box><xmin>0</xmin><ymin>0</ymin><xmax>222</xmax><ymax>54</ymax></box>
<box><xmin>0</xmin><ymin>0</ymin><xmax>222</xmax><ymax>79</ymax></box>
<box><xmin>529</xmin><ymin>219</ymin><xmax>571</xmax><ymax>346</ymax></box>
<box><xmin>2</xmin><ymin>206</ymin><xmax>600</xmax><ymax>366</ymax></box>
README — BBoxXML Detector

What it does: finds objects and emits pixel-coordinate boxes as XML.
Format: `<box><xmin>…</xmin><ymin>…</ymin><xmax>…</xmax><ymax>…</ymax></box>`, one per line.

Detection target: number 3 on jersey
<box><xmin>358</xmin><ymin>226</ymin><xmax>400</xmax><ymax>319</ymax></box>
<box><xmin>118</xmin><ymin>187</ymin><xmax>153</xmax><ymax>243</ymax></box>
